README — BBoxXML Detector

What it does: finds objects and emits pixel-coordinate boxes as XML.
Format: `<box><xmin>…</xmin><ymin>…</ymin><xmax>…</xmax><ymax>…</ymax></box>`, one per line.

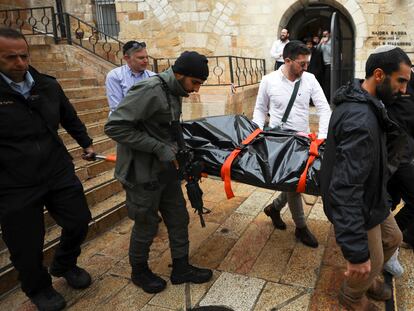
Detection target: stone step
<box><xmin>30</xmin><ymin>61</ymin><xmax>69</xmax><ymax>72</ymax></box>
<box><xmin>67</xmin><ymin>136</ymin><xmax>115</xmax><ymax>160</ymax></box>
<box><xmin>70</xmin><ymin>96</ymin><xmax>108</xmax><ymax>112</ymax></box>
<box><xmin>64</xmin><ymin>87</ymin><xmax>106</xmax><ymax>100</ymax></box>
<box><xmin>0</xmin><ymin>192</ymin><xmax>127</xmax><ymax>296</ymax></box>
<box><xmin>29</xmin><ymin>51</ymin><xmax>66</xmax><ymax>62</ymax></box>
<box><xmin>59</xmin><ymin>121</ymin><xmax>106</xmax><ymax>145</ymax></box>
<box><xmin>59</xmin><ymin>77</ymin><xmax>99</xmax><ymax>89</ymax></box>
<box><xmin>49</xmin><ymin>70</ymin><xmax>84</xmax><ymax>79</ymax></box>
<box><xmin>77</xmin><ymin>107</ymin><xmax>109</xmax><ymax>125</ymax></box>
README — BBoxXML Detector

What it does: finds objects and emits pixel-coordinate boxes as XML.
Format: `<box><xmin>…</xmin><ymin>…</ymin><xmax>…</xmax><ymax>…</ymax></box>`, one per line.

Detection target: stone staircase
<box><xmin>0</xmin><ymin>38</ymin><xmax>127</xmax><ymax>296</ymax></box>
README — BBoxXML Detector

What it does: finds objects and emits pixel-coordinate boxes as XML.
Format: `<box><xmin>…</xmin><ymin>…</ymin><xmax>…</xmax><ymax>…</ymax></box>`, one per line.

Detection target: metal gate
<box><xmin>95</xmin><ymin>0</ymin><xmax>119</xmax><ymax>38</ymax></box>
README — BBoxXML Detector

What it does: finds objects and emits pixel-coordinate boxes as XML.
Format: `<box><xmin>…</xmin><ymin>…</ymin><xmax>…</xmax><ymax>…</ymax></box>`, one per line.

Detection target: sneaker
<box><xmin>29</xmin><ymin>286</ymin><xmax>66</xmax><ymax>311</ymax></box>
<box><xmin>295</xmin><ymin>226</ymin><xmax>319</xmax><ymax>248</ymax></box>
<box><xmin>131</xmin><ymin>263</ymin><xmax>166</xmax><ymax>293</ymax></box>
<box><xmin>384</xmin><ymin>249</ymin><xmax>404</xmax><ymax>277</ymax></box>
<box><xmin>50</xmin><ymin>265</ymin><xmax>91</xmax><ymax>289</ymax></box>
<box><xmin>264</xmin><ymin>203</ymin><xmax>286</xmax><ymax>230</ymax></box>
<box><xmin>171</xmin><ymin>256</ymin><xmax>213</xmax><ymax>284</ymax></box>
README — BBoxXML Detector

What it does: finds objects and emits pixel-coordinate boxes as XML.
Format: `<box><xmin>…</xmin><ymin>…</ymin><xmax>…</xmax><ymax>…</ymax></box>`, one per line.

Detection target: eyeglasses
<box><xmin>291</xmin><ymin>59</ymin><xmax>310</xmax><ymax>68</ymax></box>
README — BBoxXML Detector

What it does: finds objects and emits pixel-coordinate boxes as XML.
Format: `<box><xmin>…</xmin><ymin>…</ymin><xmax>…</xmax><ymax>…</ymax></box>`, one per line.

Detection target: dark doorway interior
<box><xmin>286</xmin><ymin>4</ymin><xmax>355</xmax><ymax>87</ymax></box>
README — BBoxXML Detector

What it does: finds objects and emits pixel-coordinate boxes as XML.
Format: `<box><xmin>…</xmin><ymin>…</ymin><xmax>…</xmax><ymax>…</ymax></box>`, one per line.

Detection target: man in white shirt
<box><xmin>318</xmin><ymin>30</ymin><xmax>332</xmax><ymax>101</ymax></box>
<box><xmin>253</xmin><ymin>40</ymin><xmax>331</xmax><ymax>248</ymax></box>
<box><xmin>105</xmin><ymin>41</ymin><xmax>156</xmax><ymax>114</ymax></box>
<box><xmin>270</xmin><ymin>28</ymin><xmax>289</xmax><ymax>71</ymax></box>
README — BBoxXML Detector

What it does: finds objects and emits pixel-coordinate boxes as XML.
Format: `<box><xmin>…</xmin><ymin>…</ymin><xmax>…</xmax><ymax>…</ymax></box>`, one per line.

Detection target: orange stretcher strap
<box><xmin>296</xmin><ymin>133</ymin><xmax>325</xmax><ymax>193</ymax></box>
<box><xmin>220</xmin><ymin>128</ymin><xmax>263</xmax><ymax>199</ymax></box>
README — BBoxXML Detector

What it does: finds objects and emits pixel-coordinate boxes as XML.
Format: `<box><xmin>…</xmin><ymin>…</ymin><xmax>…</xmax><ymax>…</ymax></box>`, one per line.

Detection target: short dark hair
<box><xmin>122</xmin><ymin>40</ymin><xmax>146</xmax><ymax>55</ymax></box>
<box><xmin>365</xmin><ymin>46</ymin><xmax>412</xmax><ymax>78</ymax></box>
<box><xmin>283</xmin><ymin>40</ymin><xmax>310</xmax><ymax>60</ymax></box>
<box><xmin>0</xmin><ymin>27</ymin><xmax>27</xmax><ymax>42</ymax></box>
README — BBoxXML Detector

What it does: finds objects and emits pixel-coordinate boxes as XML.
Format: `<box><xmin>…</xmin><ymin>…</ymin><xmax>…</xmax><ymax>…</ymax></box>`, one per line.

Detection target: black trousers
<box><xmin>388</xmin><ymin>161</ymin><xmax>414</xmax><ymax>246</ymax></box>
<box><xmin>323</xmin><ymin>64</ymin><xmax>331</xmax><ymax>103</ymax></box>
<box><xmin>0</xmin><ymin>164</ymin><xmax>91</xmax><ymax>296</ymax></box>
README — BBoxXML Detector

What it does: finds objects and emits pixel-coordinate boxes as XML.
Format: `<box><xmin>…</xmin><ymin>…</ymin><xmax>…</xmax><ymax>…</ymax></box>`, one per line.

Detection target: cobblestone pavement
<box><xmin>1</xmin><ymin>178</ymin><xmax>412</xmax><ymax>311</ymax></box>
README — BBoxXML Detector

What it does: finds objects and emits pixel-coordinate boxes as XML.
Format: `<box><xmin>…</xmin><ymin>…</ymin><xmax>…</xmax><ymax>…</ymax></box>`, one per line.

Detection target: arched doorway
<box><xmin>284</xmin><ymin>2</ymin><xmax>355</xmax><ymax>89</ymax></box>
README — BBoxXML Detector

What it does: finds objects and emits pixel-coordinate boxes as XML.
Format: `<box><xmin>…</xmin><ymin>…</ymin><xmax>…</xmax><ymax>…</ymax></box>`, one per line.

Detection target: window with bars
<box><xmin>95</xmin><ymin>0</ymin><xmax>119</xmax><ymax>38</ymax></box>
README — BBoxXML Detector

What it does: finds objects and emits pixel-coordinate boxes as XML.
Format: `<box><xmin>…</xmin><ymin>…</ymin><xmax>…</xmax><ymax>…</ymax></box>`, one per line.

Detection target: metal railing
<box><xmin>0</xmin><ymin>6</ymin><xmax>265</xmax><ymax>87</ymax></box>
<box><xmin>0</xmin><ymin>6</ymin><xmax>58</xmax><ymax>42</ymax></box>
<box><xmin>59</xmin><ymin>13</ymin><xmax>159</xmax><ymax>69</ymax></box>
<box><xmin>154</xmin><ymin>56</ymin><xmax>266</xmax><ymax>87</ymax></box>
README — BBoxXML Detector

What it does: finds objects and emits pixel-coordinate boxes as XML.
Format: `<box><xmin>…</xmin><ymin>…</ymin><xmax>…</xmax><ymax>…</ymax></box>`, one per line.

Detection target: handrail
<box><xmin>0</xmin><ymin>6</ymin><xmax>58</xmax><ymax>43</ymax></box>
<box><xmin>60</xmin><ymin>13</ymin><xmax>157</xmax><ymax>70</ymax></box>
<box><xmin>0</xmin><ymin>7</ymin><xmax>266</xmax><ymax>87</ymax></box>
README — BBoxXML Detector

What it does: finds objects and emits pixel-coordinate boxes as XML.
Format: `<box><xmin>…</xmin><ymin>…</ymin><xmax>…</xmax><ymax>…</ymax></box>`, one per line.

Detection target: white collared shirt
<box><xmin>252</xmin><ymin>65</ymin><xmax>331</xmax><ymax>138</ymax></box>
<box><xmin>105</xmin><ymin>64</ymin><xmax>156</xmax><ymax>114</ymax></box>
<box><xmin>270</xmin><ymin>39</ymin><xmax>289</xmax><ymax>62</ymax></box>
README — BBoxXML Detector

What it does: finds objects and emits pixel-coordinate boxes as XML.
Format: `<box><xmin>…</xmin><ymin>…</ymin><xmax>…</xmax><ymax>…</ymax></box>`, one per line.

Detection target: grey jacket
<box><xmin>104</xmin><ymin>68</ymin><xmax>188</xmax><ymax>187</ymax></box>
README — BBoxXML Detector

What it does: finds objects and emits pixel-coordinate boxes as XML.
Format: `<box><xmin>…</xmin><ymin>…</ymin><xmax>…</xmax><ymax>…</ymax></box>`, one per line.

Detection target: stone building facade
<box><xmin>1</xmin><ymin>0</ymin><xmax>414</xmax><ymax>77</ymax></box>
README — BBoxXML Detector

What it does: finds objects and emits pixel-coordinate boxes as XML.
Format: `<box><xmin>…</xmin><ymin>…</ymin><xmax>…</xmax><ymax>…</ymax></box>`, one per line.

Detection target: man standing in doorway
<box><xmin>319</xmin><ymin>30</ymin><xmax>332</xmax><ymax>102</ymax></box>
<box><xmin>105</xmin><ymin>40</ymin><xmax>156</xmax><ymax>115</ymax></box>
<box><xmin>270</xmin><ymin>28</ymin><xmax>290</xmax><ymax>71</ymax></box>
<box><xmin>321</xmin><ymin>46</ymin><xmax>411</xmax><ymax>310</ymax></box>
<box><xmin>253</xmin><ymin>41</ymin><xmax>331</xmax><ymax>248</ymax></box>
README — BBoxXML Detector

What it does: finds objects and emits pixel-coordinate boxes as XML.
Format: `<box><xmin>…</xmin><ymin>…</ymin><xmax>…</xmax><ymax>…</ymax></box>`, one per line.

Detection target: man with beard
<box><xmin>320</xmin><ymin>46</ymin><xmax>411</xmax><ymax>310</ymax></box>
<box><xmin>270</xmin><ymin>28</ymin><xmax>290</xmax><ymax>70</ymax></box>
<box><xmin>105</xmin><ymin>51</ymin><xmax>213</xmax><ymax>294</ymax></box>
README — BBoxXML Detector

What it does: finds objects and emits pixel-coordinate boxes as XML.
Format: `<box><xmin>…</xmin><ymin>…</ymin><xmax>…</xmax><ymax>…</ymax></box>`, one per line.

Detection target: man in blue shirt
<box><xmin>105</xmin><ymin>41</ymin><xmax>156</xmax><ymax>114</ymax></box>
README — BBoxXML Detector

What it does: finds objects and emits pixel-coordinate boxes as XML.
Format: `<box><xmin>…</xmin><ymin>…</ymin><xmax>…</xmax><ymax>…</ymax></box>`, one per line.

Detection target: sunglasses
<box><xmin>291</xmin><ymin>59</ymin><xmax>310</xmax><ymax>68</ymax></box>
<box><xmin>124</xmin><ymin>41</ymin><xmax>146</xmax><ymax>54</ymax></box>
<box><xmin>131</xmin><ymin>41</ymin><xmax>146</xmax><ymax>48</ymax></box>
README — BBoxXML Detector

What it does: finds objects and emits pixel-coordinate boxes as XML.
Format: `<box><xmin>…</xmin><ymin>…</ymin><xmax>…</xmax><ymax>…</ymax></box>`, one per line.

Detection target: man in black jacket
<box><xmin>0</xmin><ymin>28</ymin><xmax>94</xmax><ymax>311</ymax></box>
<box><xmin>320</xmin><ymin>46</ymin><xmax>411</xmax><ymax>311</ymax></box>
<box><xmin>387</xmin><ymin>69</ymin><xmax>414</xmax><ymax>249</ymax></box>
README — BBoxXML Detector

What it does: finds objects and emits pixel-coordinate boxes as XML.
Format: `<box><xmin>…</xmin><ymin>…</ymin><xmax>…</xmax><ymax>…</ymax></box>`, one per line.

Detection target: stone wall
<box><xmin>0</xmin><ymin>0</ymin><xmax>94</xmax><ymax>24</ymax></box>
<box><xmin>63</xmin><ymin>0</ymin><xmax>94</xmax><ymax>24</ymax></box>
<box><xmin>3</xmin><ymin>0</ymin><xmax>414</xmax><ymax>78</ymax></box>
<box><xmin>114</xmin><ymin>0</ymin><xmax>414</xmax><ymax>78</ymax></box>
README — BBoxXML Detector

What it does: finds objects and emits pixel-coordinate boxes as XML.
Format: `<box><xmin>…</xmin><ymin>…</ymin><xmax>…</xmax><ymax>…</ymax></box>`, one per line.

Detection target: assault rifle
<box><xmin>171</xmin><ymin>120</ymin><xmax>210</xmax><ymax>227</ymax></box>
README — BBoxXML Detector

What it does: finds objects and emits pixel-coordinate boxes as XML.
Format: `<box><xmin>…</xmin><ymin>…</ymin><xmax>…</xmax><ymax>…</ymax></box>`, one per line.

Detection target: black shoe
<box><xmin>131</xmin><ymin>263</ymin><xmax>166</xmax><ymax>293</ymax></box>
<box><xmin>50</xmin><ymin>265</ymin><xmax>92</xmax><ymax>289</ymax></box>
<box><xmin>402</xmin><ymin>230</ymin><xmax>414</xmax><ymax>249</ymax></box>
<box><xmin>264</xmin><ymin>203</ymin><xmax>286</xmax><ymax>230</ymax></box>
<box><xmin>29</xmin><ymin>286</ymin><xmax>66</xmax><ymax>311</ymax></box>
<box><xmin>170</xmin><ymin>256</ymin><xmax>213</xmax><ymax>284</ymax></box>
<box><xmin>295</xmin><ymin>226</ymin><xmax>319</xmax><ymax>248</ymax></box>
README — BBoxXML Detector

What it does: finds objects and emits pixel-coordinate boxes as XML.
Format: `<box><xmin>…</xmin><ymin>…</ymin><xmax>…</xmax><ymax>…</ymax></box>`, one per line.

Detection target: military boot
<box><xmin>131</xmin><ymin>262</ymin><xmax>166</xmax><ymax>293</ymax></box>
<box><xmin>170</xmin><ymin>256</ymin><xmax>213</xmax><ymax>284</ymax></box>
<box><xmin>29</xmin><ymin>286</ymin><xmax>66</xmax><ymax>311</ymax></box>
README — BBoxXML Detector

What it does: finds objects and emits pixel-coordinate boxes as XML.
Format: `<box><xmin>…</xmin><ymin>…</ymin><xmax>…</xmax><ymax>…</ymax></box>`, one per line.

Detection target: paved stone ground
<box><xmin>0</xmin><ymin>179</ymin><xmax>412</xmax><ymax>311</ymax></box>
